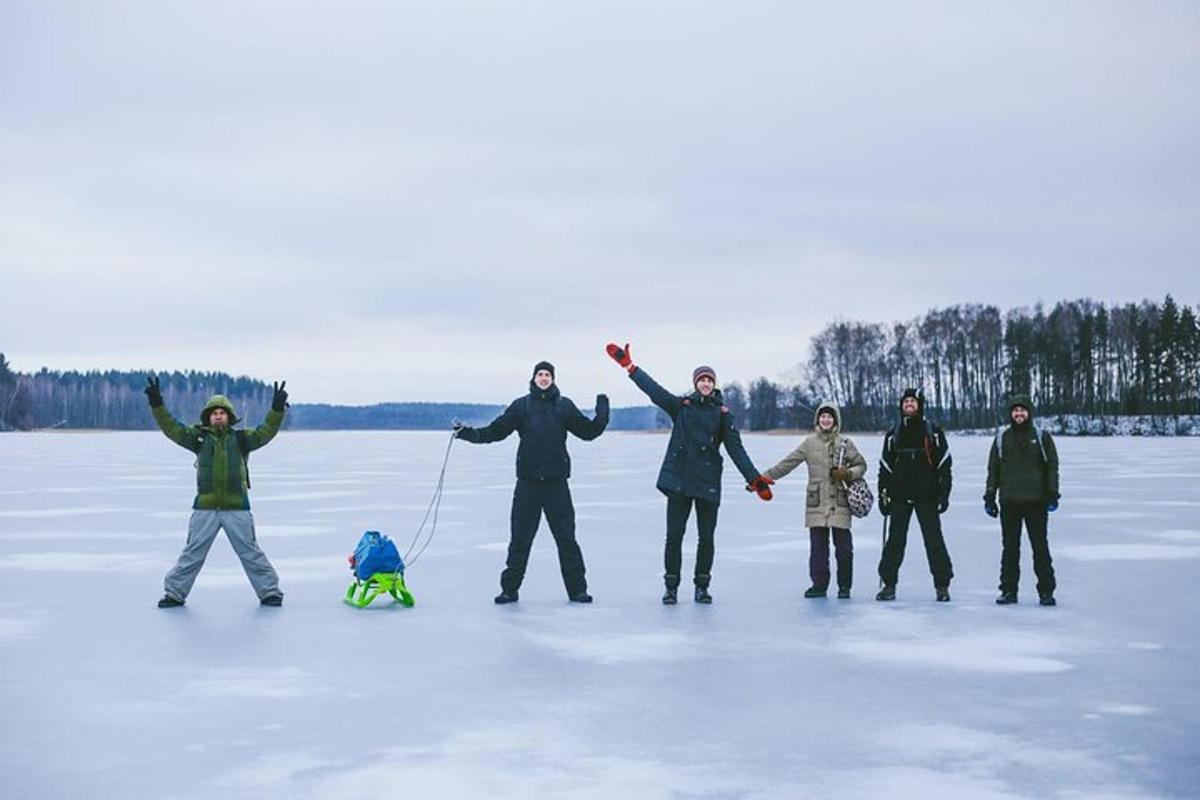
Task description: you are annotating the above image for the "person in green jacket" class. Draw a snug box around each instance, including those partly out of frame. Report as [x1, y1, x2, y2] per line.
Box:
[145, 376, 289, 608]
[984, 395, 1060, 606]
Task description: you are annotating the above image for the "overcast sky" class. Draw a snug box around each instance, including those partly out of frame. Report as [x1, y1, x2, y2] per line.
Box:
[2, 1, 1198, 405]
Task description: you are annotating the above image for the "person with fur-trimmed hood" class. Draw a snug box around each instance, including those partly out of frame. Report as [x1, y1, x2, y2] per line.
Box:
[876, 388, 954, 602]
[985, 395, 1060, 606]
[606, 343, 773, 605]
[763, 402, 867, 599]
[454, 361, 608, 605]
[145, 376, 289, 608]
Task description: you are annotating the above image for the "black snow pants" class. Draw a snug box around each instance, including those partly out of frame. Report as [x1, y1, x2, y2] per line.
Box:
[999, 500, 1056, 596]
[501, 478, 587, 596]
[877, 498, 953, 588]
[665, 492, 718, 589]
[810, 527, 853, 592]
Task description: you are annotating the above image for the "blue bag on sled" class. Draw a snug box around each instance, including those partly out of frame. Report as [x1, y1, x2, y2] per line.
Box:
[351, 531, 403, 580]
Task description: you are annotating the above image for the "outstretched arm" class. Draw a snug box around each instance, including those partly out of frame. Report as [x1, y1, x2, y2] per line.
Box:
[764, 442, 807, 482]
[565, 395, 609, 441]
[456, 401, 522, 444]
[720, 411, 762, 485]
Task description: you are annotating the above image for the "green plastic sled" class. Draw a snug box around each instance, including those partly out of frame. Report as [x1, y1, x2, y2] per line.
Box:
[345, 571, 415, 608]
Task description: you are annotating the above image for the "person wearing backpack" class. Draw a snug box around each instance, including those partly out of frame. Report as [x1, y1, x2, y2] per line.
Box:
[762, 402, 867, 599]
[984, 395, 1060, 606]
[876, 388, 954, 602]
[145, 376, 289, 608]
[605, 343, 774, 605]
[454, 361, 608, 604]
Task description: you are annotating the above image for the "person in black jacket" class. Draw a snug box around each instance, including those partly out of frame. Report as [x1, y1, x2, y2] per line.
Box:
[455, 361, 608, 604]
[606, 343, 773, 605]
[876, 388, 954, 602]
[984, 395, 1060, 606]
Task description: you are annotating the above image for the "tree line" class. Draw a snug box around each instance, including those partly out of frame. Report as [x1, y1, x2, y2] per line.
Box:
[720, 294, 1200, 432]
[4, 294, 1196, 433]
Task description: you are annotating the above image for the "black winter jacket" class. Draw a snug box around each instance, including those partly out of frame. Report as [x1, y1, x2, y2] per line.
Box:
[629, 367, 760, 504]
[878, 413, 952, 503]
[458, 383, 608, 481]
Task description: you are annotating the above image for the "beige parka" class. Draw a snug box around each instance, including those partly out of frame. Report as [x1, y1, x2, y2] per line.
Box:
[764, 402, 867, 529]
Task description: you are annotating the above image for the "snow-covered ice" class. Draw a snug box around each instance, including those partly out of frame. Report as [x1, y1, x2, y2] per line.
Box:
[1, 431, 1197, 798]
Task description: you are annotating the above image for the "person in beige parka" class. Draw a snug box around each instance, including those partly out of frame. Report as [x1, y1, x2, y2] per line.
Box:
[764, 402, 868, 599]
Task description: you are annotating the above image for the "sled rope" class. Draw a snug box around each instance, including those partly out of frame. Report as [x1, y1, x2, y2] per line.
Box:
[402, 428, 457, 567]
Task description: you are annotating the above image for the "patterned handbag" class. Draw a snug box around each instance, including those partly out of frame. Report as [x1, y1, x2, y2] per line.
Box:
[838, 443, 874, 519]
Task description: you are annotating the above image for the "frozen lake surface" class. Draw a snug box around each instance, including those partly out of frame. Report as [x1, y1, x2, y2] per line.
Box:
[1, 431, 1198, 799]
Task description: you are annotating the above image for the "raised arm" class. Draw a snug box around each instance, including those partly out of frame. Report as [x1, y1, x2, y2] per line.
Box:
[242, 381, 288, 451]
[146, 376, 202, 453]
[456, 400, 522, 444]
[564, 394, 609, 441]
[606, 342, 683, 418]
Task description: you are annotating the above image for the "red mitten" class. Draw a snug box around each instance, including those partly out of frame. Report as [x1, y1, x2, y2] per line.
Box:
[749, 475, 775, 501]
[605, 342, 634, 372]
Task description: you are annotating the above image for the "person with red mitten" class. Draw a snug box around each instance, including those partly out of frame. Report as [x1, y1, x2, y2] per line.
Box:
[606, 342, 772, 605]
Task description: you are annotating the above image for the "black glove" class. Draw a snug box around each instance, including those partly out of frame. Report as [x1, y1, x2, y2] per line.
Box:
[454, 424, 474, 440]
[878, 491, 891, 517]
[271, 380, 288, 412]
[984, 498, 999, 518]
[595, 394, 610, 415]
[144, 376, 163, 408]
[937, 497, 950, 514]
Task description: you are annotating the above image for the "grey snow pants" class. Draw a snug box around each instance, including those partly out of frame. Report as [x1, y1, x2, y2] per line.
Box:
[163, 510, 282, 601]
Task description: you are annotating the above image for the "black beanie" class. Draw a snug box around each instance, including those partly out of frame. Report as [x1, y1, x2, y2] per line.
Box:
[532, 361, 556, 380]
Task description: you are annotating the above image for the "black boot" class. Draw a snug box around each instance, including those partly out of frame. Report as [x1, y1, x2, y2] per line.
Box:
[494, 591, 519, 604]
[569, 592, 593, 604]
[663, 574, 679, 605]
[875, 583, 896, 601]
[996, 592, 1018, 605]
[157, 595, 184, 608]
[1039, 593, 1056, 606]
[259, 594, 283, 607]
[804, 585, 828, 598]
[935, 586, 950, 602]
[837, 588, 851, 599]
[694, 586, 713, 604]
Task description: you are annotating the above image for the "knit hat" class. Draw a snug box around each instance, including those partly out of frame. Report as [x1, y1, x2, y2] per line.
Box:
[532, 361, 556, 380]
[692, 365, 717, 387]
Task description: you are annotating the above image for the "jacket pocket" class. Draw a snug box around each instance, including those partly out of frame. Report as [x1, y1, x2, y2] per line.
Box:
[806, 485, 821, 508]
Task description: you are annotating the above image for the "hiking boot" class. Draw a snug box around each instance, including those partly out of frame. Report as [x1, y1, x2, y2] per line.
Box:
[1039, 593, 1057, 607]
[694, 586, 713, 604]
[996, 592, 1018, 605]
[569, 592, 593, 604]
[804, 586, 828, 598]
[157, 595, 184, 608]
[494, 591, 519, 605]
[662, 587, 678, 605]
[875, 584, 896, 601]
[935, 586, 951, 602]
[837, 588, 851, 599]
[259, 594, 283, 607]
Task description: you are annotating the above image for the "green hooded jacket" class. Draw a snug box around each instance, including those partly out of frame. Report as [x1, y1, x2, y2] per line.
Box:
[984, 395, 1060, 505]
[152, 394, 285, 510]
